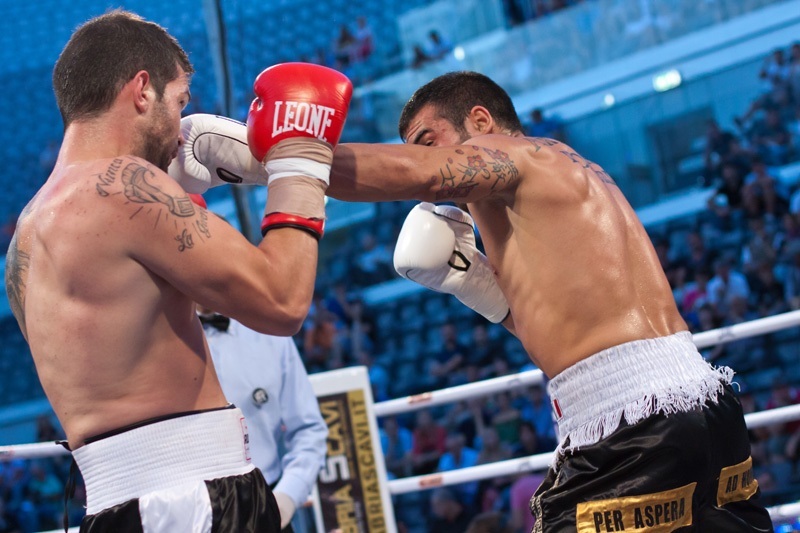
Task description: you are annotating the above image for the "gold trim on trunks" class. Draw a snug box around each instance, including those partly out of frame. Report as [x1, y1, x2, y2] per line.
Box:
[717, 456, 758, 506]
[576, 482, 696, 533]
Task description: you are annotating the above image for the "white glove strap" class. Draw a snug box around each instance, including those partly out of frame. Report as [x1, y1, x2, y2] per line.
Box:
[457, 252, 510, 324]
[266, 157, 331, 186]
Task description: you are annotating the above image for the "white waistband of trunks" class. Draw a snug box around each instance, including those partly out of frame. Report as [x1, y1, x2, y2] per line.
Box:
[73, 405, 255, 516]
[547, 331, 734, 456]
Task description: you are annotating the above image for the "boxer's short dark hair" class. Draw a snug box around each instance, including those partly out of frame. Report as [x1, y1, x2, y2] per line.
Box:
[53, 9, 194, 126]
[398, 71, 523, 141]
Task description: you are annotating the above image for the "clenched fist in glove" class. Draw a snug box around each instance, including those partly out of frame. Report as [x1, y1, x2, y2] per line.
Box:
[394, 203, 510, 324]
[168, 114, 268, 194]
[247, 62, 352, 240]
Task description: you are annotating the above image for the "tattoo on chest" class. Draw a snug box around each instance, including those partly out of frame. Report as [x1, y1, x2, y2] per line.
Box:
[434, 145, 520, 200]
[559, 150, 616, 185]
[5, 235, 29, 333]
[95, 160, 211, 252]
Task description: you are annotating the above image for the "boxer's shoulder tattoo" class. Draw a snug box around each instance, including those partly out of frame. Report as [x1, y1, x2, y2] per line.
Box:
[559, 150, 616, 186]
[433, 145, 521, 200]
[96, 159, 211, 252]
[94, 157, 125, 197]
[119, 162, 195, 217]
[5, 233, 29, 334]
[523, 137, 560, 152]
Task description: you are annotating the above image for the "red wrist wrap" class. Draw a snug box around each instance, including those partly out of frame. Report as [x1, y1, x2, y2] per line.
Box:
[261, 213, 324, 240]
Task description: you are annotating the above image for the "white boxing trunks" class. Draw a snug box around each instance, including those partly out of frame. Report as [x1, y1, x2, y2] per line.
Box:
[72, 404, 281, 533]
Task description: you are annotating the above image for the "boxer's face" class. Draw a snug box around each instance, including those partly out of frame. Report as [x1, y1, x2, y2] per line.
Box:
[139, 68, 191, 171]
[404, 103, 477, 147]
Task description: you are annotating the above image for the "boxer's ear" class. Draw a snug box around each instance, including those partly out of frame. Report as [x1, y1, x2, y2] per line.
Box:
[466, 105, 493, 135]
[130, 70, 153, 113]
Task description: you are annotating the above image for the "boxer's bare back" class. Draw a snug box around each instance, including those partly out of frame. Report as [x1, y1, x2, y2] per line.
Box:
[329, 104, 686, 376]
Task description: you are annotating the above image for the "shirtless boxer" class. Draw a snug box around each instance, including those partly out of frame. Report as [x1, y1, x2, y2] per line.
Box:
[323, 72, 773, 531]
[3, 12, 350, 532]
[166, 70, 772, 530]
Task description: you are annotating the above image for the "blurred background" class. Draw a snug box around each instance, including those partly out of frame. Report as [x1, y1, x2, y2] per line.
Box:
[1, 0, 800, 531]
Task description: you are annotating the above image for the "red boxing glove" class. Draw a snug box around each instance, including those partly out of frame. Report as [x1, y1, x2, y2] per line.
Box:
[247, 62, 352, 171]
[246, 63, 352, 240]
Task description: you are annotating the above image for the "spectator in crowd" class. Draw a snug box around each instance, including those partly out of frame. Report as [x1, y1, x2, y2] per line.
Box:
[742, 156, 786, 220]
[26, 462, 61, 531]
[353, 17, 374, 63]
[748, 261, 786, 317]
[34, 416, 62, 443]
[783, 244, 800, 309]
[411, 410, 447, 475]
[519, 385, 558, 450]
[352, 229, 394, 287]
[0, 495, 21, 533]
[707, 160, 748, 231]
[380, 417, 413, 478]
[509, 471, 546, 533]
[425, 30, 453, 61]
[490, 392, 522, 446]
[302, 302, 342, 373]
[750, 107, 791, 166]
[473, 426, 513, 512]
[764, 377, 800, 464]
[681, 266, 712, 315]
[468, 322, 502, 372]
[788, 42, 800, 103]
[512, 421, 552, 457]
[438, 433, 480, 504]
[682, 230, 715, 281]
[524, 108, 565, 141]
[411, 44, 432, 69]
[430, 322, 467, 388]
[428, 488, 475, 533]
[333, 24, 357, 65]
[466, 512, 513, 533]
[703, 119, 738, 184]
[742, 217, 778, 274]
[707, 255, 751, 314]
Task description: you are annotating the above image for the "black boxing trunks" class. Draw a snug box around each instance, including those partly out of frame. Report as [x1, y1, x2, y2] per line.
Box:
[73, 405, 281, 532]
[531, 332, 773, 532]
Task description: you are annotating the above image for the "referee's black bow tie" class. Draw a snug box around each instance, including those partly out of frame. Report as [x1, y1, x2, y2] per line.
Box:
[199, 313, 230, 332]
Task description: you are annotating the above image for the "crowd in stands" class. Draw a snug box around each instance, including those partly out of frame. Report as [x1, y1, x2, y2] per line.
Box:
[2, 24, 800, 533]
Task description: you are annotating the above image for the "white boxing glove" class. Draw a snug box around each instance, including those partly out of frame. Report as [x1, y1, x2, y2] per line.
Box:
[168, 114, 269, 194]
[273, 491, 296, 529]
[394, 202, 510, 323]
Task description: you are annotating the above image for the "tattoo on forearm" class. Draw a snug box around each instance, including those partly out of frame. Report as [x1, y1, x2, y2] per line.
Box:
[5, 234, 29, 333]
[120, 163, 195, 217]
[434, 146, 520, 200]
[559, 150, 616, 185]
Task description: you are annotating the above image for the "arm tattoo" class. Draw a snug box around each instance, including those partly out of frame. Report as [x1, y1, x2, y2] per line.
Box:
[120, 162, 195, 216]
[5, 234, 29, 333]
[434, 146, 520, 200]
[96, 160, 211, 252]
[559, 150, 617, 185]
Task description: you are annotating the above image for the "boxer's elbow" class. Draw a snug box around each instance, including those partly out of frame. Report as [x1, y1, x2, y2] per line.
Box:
[248, 295, 309, 336]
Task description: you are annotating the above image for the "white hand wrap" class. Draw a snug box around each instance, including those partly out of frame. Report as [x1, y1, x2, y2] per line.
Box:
[394, 202, 510, 324]
[168, 114, 268, 193]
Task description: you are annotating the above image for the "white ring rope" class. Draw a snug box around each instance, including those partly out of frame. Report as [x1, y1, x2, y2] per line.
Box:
[3, 309, 800, 530]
